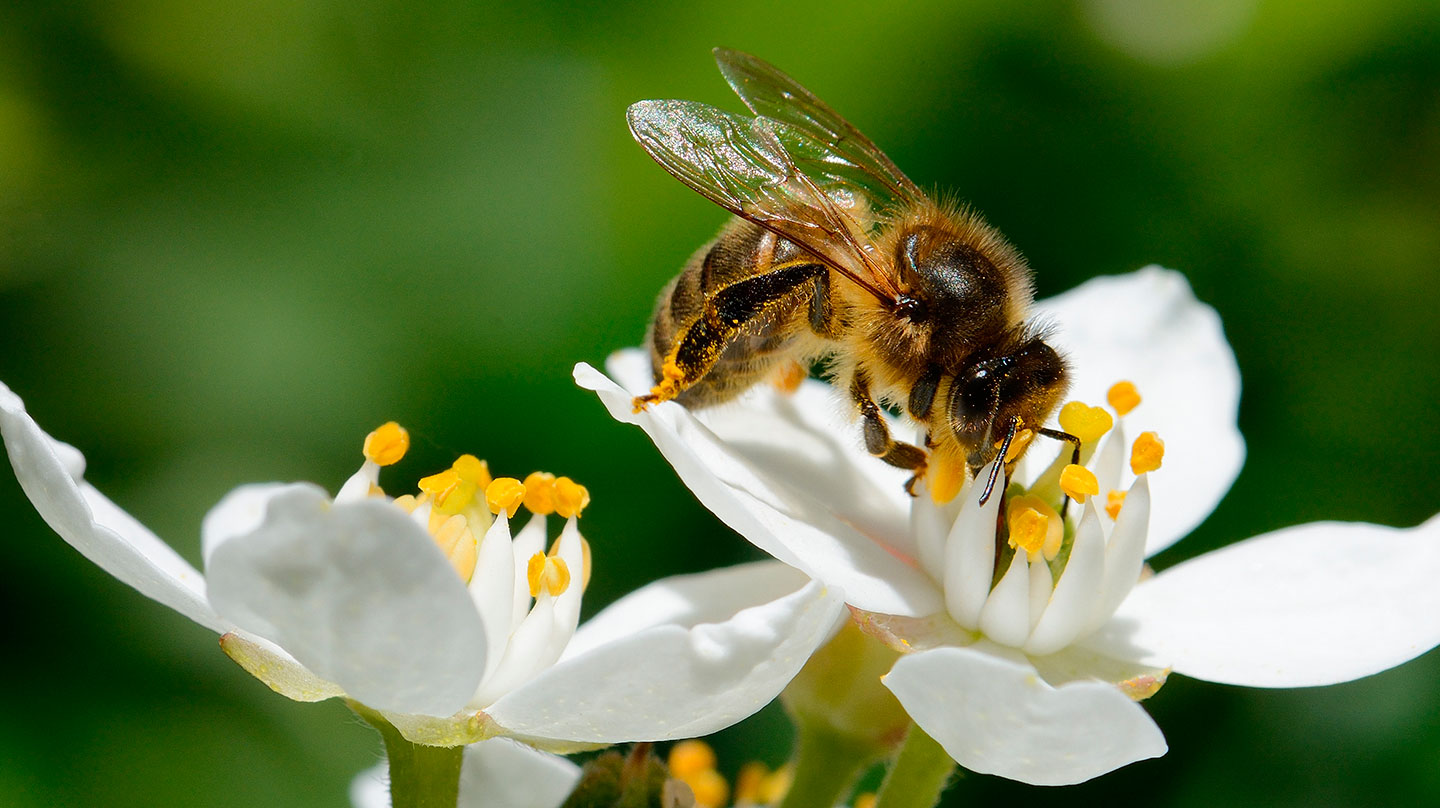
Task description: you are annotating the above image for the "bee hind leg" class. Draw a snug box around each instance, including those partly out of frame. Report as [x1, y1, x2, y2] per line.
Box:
[851, 372, 928, 494]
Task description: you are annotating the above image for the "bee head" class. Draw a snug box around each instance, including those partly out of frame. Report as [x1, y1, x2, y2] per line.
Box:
[947, 335, 1069, 469]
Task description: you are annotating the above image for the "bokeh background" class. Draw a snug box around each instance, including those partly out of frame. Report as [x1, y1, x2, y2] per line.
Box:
[2, 0, 1438, 805]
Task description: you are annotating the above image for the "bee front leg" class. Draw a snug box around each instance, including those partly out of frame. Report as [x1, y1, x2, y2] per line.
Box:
[634, 263, 827, 411]
[851, 371, 928, 494]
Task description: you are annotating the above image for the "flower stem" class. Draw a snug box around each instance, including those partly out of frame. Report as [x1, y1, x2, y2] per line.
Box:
[352, 701, 463, 808]
[873, 725, 957, 808]
[779, 721, 876, 808]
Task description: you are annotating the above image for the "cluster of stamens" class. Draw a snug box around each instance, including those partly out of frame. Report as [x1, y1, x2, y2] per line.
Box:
[666, 740, 794, 808]
[357, 422, 591, 591]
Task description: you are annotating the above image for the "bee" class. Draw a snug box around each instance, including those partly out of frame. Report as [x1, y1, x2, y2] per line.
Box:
[630, 49, 1078, 502]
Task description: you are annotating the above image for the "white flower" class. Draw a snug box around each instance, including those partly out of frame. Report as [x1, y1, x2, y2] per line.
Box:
[0, 391, 846, 751]
[350, 738, 580, 808]
[577, 266, 1440, 785]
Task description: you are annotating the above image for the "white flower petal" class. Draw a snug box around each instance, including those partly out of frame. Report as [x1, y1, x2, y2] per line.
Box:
[472, 513, 518, 683]
[1087, 475, 1151, 633]
[1086, 514, 1440, 687]
[576, 360, 940, 617]
[977, 551, 1031, 648]
[1025, 503, 1106, 656]
[1035, 267, 1244, 555]
[510, 515, 547, 633]
[485, 576, 846, 743]
[349, 738, 581, 808]
[884, 644, 1167, 785]
[202, 483, 291, 562]
[944, 464, 1002, 628]
[563, 560, 811, 660]
[205, 484, 488, 716]
[0, 382, 226, 633]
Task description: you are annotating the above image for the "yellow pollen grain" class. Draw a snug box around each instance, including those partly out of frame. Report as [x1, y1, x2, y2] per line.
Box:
[431, 514, 477, 583]
[682, 769, 729, 808]
[759, 763, 794, 805]
[363, 422, 409, 466]
[1058, 401, 1114, 444]
[1059, 464, 1099, 502]
[668, 740, 717, 778]
[1007, 494, 1063, 561]
[527, 552, 571, 597]
[419, 468, 476, 515]
[998, 428, 1034, 463]
[1131, 431, 1165, 475]
[1106, 489, 1127, 520]
[554, 477, 591, 518]
[452, 454, 491, 488]
[522, 471, 557, 515]
[854, 794, 878, 808]
[928, 450, 966, 505]
[486, 477, 526, 517]
[1108, 381, 1142, 416]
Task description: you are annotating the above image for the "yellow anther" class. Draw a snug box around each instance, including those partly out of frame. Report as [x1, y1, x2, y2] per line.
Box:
[1130, 431, 1165, 475]
[431, 513, 477, 582]
[527, 552, 571, 597]
[452, 454, 491, 488]
[928, 449, 966, 505]
[668, 740, 717, 778]
[486, 477, 527, 517]
[554, 477, 591, 518]
[733, 761, 767, 805]
[999, 428, 1034, 463]
[419, 468, 477, 515]
[580, 536, 592, 591]
[1007, 494, 1063, 561]
[392, 494, 420, 513]
[682, 769, 729, 808]
[363, 422, 410, 466]
[522, 471, 557, 515]
[1108, 381, 1142, 416]
[758, 763, 793, 805]
[1058, 401, 1114, 444]
[1059, 464, 1099, 503]
[854, 794, 877, 808]
[1106, 489, 1127, 520]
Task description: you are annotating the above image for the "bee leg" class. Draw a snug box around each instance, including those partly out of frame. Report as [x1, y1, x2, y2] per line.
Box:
[851, 372, 928, 493]
[634, 263, 828, 411]
[1036, 427, 1082, 517]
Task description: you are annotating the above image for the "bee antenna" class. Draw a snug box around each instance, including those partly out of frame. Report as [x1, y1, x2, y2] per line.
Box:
[979, 416, 1018, 505]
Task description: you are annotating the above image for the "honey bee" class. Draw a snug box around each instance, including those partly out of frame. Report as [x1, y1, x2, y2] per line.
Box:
[630, 49, 1078, 502]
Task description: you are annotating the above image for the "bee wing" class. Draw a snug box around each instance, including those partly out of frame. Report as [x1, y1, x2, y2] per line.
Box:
[628, 99, 902, 303]
[714, 48, 930, 216]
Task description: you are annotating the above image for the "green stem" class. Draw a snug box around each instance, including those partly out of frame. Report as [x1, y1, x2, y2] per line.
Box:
[873, 724, 957, 808]
[352, 701, 463, 808]
[779, 721, 876, 808]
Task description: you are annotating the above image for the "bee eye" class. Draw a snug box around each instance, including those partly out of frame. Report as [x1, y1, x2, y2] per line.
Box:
[955, 365, 999, 418]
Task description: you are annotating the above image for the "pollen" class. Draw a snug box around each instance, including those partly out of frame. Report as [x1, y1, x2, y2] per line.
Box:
[854, 794, 878, 808]
[363, 422, 410, 466]
[1000, 428, 1034, 463]
[554, 476, 591, 518]
[522, 472, 557, 515]
[668, 740, 717, 778]
[527, 552, 571, 597]
[1059, 464, 1099, 502]
[1106, 489, 1127, 520]
[1130, 431, 1165, 475]
[1108, 381, 1142, 416]
[1058, 401, 1113, 444]
[928, 450, 966, 505]
[452, 454, 491, 488]
[418, 468, 477, 515]
[1007, 494, 1063, 561]
[771, 359, 807, 394]
[486, 477, 527, 518]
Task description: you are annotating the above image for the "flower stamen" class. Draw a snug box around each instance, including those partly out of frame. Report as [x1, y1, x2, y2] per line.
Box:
[363, 422, 410, 466]
[486, 477, 527, 517]
[1130, 432, 1165, 475]
[418, 468, 475, 515]
[522, 471, 557, 515]
[1059, 464, 1099, 502]
[1107, 381, 1142, 415]
[1006, 494, 1063, 561]
[1000, 428, 1034, 463]
[527, 552, 571, 597]
[1106, 489, 1127, 519]
[1058, 402, 1113, 444]
[554, 476, 591, 518]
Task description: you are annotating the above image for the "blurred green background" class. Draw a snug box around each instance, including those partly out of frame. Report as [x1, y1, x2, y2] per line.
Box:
[2, 0, 1438, 805]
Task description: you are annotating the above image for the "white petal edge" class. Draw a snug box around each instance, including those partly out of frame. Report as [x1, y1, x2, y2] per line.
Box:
[205, 484, 488, 716]
[1085, 513, 1440, 687]
[485, 573, 846, 743]
[884, 644, 1167, 786]
[1034, 267, 1244, 556]
[576, 360, 941, 617]
[0, 382, 227, 633]
[349, 737, 581, 808]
